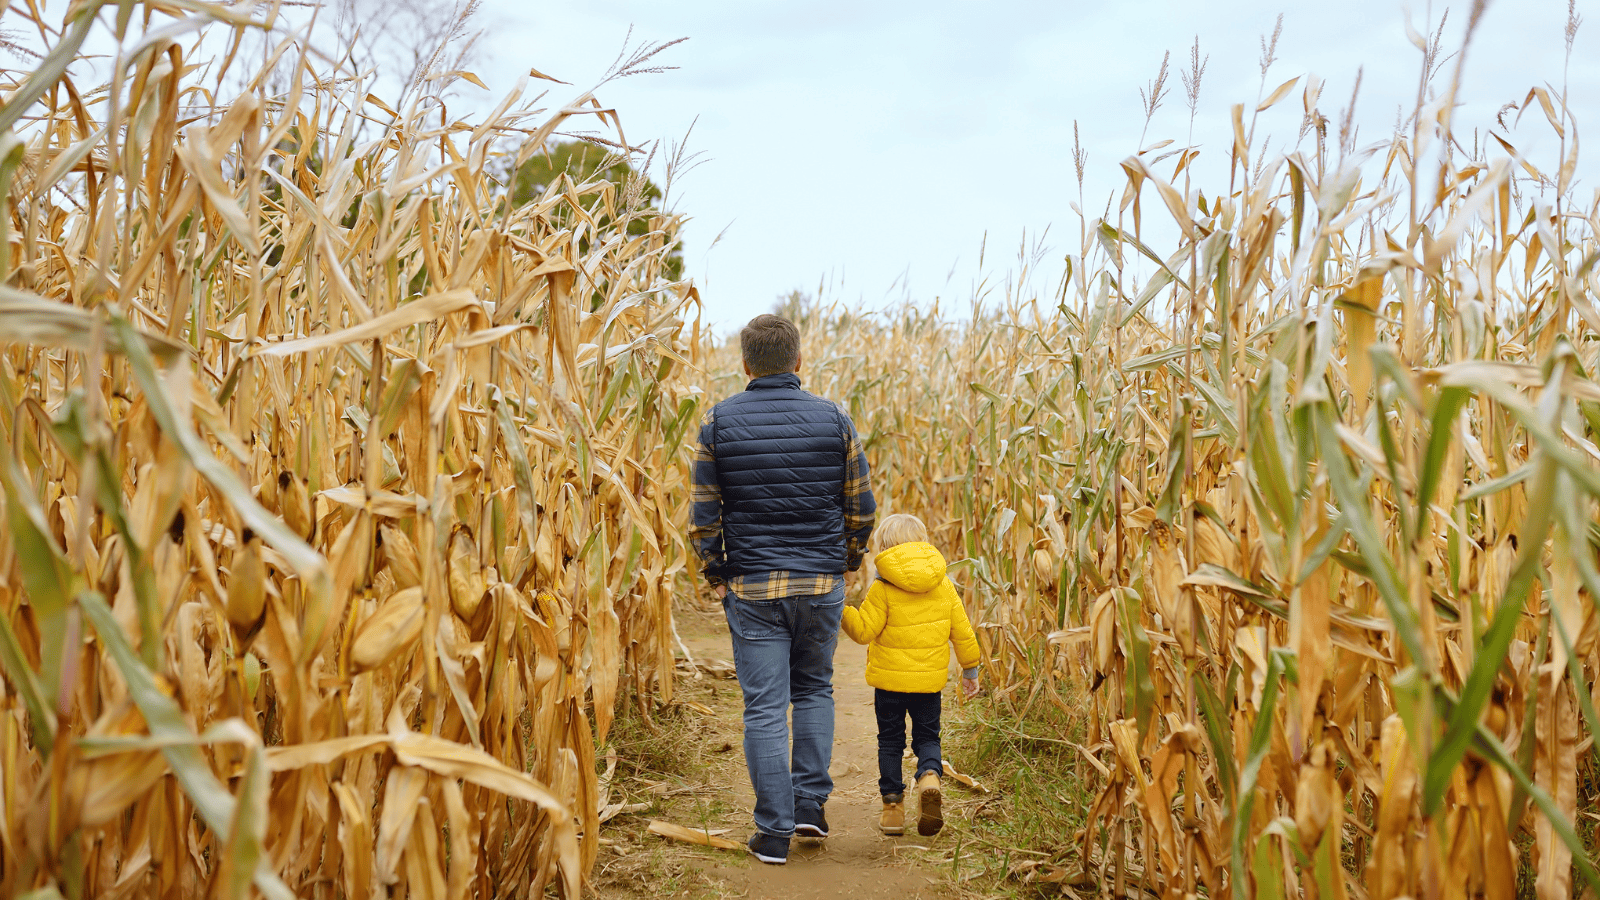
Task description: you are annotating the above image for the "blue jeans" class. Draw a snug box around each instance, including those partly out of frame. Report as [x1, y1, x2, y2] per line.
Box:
[722, 584, 845, 838]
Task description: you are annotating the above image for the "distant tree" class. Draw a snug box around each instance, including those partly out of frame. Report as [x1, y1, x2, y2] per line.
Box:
[772, 289, 817, 322]
[512, 140, 684, 283]
[771, 290, 862, 333]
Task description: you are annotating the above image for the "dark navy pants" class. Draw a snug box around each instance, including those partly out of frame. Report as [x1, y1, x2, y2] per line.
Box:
[874, 688, 942, 796]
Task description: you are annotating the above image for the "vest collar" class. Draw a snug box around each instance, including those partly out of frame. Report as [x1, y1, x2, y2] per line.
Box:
[745, 372, 802, 391]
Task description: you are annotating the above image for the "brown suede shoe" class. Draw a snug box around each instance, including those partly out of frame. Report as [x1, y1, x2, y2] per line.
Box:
[915, 771, 943, 836]
[879, 793, 905, 835]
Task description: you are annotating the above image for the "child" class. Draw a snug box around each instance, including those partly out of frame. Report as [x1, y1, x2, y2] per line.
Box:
[840, 513, 980, 837]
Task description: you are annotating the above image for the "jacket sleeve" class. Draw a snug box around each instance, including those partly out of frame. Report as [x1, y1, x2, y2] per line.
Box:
[839, 413, 876, 571]
[947, 581, 981, 673]
[688, 410, 725, 585]
[841, 581, 888, 645]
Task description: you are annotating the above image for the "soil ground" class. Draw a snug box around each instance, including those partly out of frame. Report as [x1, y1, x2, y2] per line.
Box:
[591, 604, 976, 899]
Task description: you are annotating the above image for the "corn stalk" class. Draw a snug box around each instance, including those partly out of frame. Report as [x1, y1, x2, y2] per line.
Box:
[0, 2, 698, 896]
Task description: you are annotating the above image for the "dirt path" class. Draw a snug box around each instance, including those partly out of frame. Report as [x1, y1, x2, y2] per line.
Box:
[661, 608, 959, 900]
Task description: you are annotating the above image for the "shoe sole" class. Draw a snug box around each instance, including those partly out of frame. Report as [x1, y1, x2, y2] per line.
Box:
[748, 848, 788, 865]
[794, 825, 828, 840]
[880, 825, 904, 835]
[917, 787, 943, 836]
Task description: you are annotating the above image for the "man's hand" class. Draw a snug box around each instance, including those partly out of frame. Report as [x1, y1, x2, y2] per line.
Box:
[713, 584, 728, 600]
[846, 568, 867, 594]
[961, 676, 980, 699]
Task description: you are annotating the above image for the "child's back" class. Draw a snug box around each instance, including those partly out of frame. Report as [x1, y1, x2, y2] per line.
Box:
[839, 515, 981, 837]
[841, 541, 979, 694]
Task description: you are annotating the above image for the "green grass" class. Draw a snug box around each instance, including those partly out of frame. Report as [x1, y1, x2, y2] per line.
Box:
[940, 680, 1094, 898]
[589, 671, 750, 899]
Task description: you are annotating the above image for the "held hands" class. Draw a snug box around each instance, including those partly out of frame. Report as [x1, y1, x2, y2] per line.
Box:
[713, 584, 728, 600]
[844, 570, 863, 607]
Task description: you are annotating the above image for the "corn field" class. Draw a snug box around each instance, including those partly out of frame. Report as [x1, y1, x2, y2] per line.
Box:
[0, 1, 699, 896]
[712, 18, 1600, 900]
[6, 1, 1600, 899]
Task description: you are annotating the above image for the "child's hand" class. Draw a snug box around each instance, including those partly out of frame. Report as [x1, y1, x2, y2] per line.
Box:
[961, 676, 980, 699]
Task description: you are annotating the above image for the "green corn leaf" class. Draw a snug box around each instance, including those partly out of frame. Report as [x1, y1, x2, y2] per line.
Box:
[219, 746, 271, 900]
[0, 454, 73, 719]
[1186, 372, 1240, 445]
[1440, 365, 1600, 496]
[1460, 463, 1533, 502]
[593, 359, 634, 428]
[1471, 716, 1600, 894]
[1194, 674, 1236, 804]
[1232, 648, 1291, 900]
[78, 591, 292, 900]
[1249, 362, 1297, 533]
[1154, 406, 1190, 523]
[1367, 344, 1423, 411]
[1098, 221, 1196, 293]
[491, 387, 540, 583]
[1414, 387, 1471, 543]
[1259, 816, 1315, 870]
[373, 357, 423, 439]
[1295, 514, 1349, 584]
[1315, 400, 1429, 668]
[0, 606, 54, 756]
[1552, 476, 1600, 768]
[1552, 601, 1600, 771]
[1121, 268, 1174, 326]
[1251, 832, 1287, 900]
[661, 397, 699, 452]
[1422, 450, 1553, 815]
[1114, 587, 1156, 741]
[1370, 386, 1413, 540]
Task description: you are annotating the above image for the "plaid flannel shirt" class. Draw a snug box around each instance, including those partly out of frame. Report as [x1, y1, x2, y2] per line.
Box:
[690, 405, 875, 600]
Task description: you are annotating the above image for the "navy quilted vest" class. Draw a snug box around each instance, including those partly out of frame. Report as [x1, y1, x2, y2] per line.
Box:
[713, 373, 848, 576]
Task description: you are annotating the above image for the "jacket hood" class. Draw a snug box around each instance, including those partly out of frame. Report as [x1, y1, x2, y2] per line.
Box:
[874, 542, 947, 593]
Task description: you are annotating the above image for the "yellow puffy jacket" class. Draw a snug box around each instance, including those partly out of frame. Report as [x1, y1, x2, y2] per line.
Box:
[840, 542, 981, 693]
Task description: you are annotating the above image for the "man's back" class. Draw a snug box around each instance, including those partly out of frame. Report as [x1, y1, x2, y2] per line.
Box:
[710, 372, 852, 577]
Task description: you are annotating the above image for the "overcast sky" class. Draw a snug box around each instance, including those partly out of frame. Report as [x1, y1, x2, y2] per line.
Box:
[69, 1, 1597, 331]
[447, 1, 1598, 331]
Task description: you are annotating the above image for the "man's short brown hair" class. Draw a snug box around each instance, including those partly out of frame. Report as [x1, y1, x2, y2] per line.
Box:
[740, 314, 801, 376]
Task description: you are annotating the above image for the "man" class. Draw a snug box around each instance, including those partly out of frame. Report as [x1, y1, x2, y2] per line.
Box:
[690, 314, 876, 865]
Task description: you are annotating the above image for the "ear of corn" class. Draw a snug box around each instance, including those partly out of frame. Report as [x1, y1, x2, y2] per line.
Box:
[0, 1, 697, 895]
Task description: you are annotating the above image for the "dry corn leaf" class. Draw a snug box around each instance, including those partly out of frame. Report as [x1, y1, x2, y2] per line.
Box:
[645, 820, 741, 851]
[941, 759, 988, 793]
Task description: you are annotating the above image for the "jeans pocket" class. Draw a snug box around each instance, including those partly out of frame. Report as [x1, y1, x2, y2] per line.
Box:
[727, 595, 786, 640]
[807, 597, 845, 643]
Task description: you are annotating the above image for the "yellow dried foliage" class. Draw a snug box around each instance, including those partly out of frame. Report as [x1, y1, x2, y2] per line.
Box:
[706, 52, 1600, 900]
[0, 2, 698, 896]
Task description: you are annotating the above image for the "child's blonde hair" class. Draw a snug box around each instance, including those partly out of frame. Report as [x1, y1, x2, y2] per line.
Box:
[872, 513, 929, 553]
